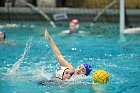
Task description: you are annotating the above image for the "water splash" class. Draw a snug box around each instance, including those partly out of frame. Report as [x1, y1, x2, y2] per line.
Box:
[8, 37, 32, 74]
[33, 70, 52, 81]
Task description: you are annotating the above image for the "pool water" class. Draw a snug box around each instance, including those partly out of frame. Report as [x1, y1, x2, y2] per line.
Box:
[0, 21, 140, 93]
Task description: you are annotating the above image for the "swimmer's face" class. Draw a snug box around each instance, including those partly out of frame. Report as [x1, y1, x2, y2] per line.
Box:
[0, 32, 4, 40]
[69, 24, 77, 31]
[75, 64, 86, 75]
[63, 69, 71, 80]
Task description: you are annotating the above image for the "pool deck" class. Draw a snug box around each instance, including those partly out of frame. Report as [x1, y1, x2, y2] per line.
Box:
[0, 7, 140, 23]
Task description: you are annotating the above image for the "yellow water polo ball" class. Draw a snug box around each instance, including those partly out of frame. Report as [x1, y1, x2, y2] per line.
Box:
[92, 70, 109, 84]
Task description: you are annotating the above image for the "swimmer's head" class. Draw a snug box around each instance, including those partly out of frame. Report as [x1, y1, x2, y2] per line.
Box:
[83, 63, 92, 76]
[0, 30, 6, 40]
[69, 19, 79, 31]
[56, 66, 71, 80]
[75, 64, 92, 76]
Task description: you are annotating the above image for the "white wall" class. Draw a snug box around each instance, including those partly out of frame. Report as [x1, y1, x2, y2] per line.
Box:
[37, 0, 56, 7]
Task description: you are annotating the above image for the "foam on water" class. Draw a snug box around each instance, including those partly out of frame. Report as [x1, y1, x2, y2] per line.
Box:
[8, 38, 32, 74]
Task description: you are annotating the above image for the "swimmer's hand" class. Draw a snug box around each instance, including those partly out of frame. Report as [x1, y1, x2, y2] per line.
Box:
[45, 30, 51, 41]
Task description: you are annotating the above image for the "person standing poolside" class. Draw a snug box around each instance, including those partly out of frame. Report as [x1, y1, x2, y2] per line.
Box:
[45, 30, 92, 81]
[62, 19, 85, 35]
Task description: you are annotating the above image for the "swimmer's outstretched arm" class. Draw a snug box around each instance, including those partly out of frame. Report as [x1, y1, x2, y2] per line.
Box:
[45, 30, 75, 73]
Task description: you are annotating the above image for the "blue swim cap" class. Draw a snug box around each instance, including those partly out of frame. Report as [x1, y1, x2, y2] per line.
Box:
[83, 63, 92, 76]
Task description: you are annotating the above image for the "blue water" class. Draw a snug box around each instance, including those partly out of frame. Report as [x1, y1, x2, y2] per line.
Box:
[0, 21, 140, 93]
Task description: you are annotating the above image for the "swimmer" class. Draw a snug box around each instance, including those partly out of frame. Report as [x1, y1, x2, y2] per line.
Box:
[56, 66, 71, 81]
[0, 30, 6, 41]
[0, 30, 16, 45]
[37, 66, 71, 86]
[62, 19, 85, 34]
[45, 30, 92, 81]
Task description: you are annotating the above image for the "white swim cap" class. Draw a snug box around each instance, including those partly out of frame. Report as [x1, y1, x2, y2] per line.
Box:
[56, 66, 70, 80]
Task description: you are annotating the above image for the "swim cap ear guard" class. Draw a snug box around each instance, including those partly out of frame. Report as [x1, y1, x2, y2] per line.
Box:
[56, 66, 70, 80]
[83, 63, 92, 76]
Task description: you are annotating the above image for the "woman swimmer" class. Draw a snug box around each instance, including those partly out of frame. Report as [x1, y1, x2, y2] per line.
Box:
[62, 19, 80, 34]
[61, 19, 86, 35]
[0, 30, 15, 45]
[45, 30, 92, 81]
[0, 30, 6, 41]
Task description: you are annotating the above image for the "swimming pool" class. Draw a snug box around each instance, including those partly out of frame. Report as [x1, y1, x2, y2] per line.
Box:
[0, 21, 140, 93]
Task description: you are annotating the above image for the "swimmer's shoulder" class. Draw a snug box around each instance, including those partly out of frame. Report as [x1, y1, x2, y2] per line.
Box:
[61, 30, 70, 34]
[0, 40, 16, 45]
[61, 30, 89, 35]
[79, 30, 85, 34]
[78, 30, 90, 34]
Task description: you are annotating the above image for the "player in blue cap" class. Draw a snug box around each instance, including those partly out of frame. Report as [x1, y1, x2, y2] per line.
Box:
[45, 30, 92, 80]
